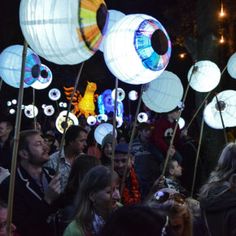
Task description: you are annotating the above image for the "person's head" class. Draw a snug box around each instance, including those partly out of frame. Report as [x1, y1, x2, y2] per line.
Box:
[0, 201, 16, 236]
[114, 143, 131, 177]
[101, 133, 114, 159]
[146, 188, 192, 236]
[166, 160, 182, 178]
[65, 125, 88, 154]
[100, 205, 169, 236]
[0, 121, 13, 141]
[18, 129, 49, 166]
[75, 166, 120, 232]
[137, 122, 152, 142]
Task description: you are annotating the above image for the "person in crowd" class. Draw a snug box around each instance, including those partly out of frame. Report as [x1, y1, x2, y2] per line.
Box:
[45, 125, 88, 191]
[0, 119, 13, 170]
[43, 133, 59, 155]
[114, 143, 141, 205]
[86, 128, 101, 160]
[146, 188, 193, 236]
[63, 165, 120, 236]
[131, 122, 163, 200]
[151, 104, 187, 164]
[99, 205, 170, 236]
[199, 142, 236, 236]
[0, 129, 61, 236]
[100, 133, 114, 167]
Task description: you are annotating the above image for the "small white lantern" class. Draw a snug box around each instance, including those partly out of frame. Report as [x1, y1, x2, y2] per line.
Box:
[11, 99, 17, 105]
[111, 88, 125, 102]
[24, 104, 38, 118]
[9, 109, 16, 114]
[103, 14, 171, 84]
[49, 88, 61, 101]
[44, 105, 55, 116]
[97, 114, 108, 123]
[20, 0, 108, 65]
[128, 90, 138, 101]
[0, 45, 41, 88]
[204, 90, 236, 129]
[137, 112, 148, 123]
[187, 60, 221, 92]
[87, 115, 97, 126]
[227, 52, 236, 79]
[142, 70, 183, 113]
[99, 9, 126, 52]
[178, 117, 185, 129]
[94, 123, 116, 145]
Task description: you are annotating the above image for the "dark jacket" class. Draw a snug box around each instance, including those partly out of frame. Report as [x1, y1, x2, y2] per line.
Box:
[0, 165, 58, 236]
[200, 184, 236, 236]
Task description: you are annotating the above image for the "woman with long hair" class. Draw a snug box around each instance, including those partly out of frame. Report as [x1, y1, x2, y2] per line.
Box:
[63, 165, 120, 236]
[199, 142, 236, 236]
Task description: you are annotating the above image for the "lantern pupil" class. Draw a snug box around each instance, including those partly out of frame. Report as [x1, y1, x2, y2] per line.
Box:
[31, 64, 40, 78]
[41, 69, 48, 78]
[61, 121, 68, 129]
[97, 4, 108, 35]
[215, 100, 226, 111]
[151, 29, 168, 55]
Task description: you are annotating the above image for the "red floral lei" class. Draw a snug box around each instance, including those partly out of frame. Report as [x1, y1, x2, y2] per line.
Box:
[122, 167, 141, 205]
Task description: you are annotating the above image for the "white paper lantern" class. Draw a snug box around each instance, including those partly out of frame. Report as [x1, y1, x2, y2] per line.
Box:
[7, 101, 12, 107]
[94, 123, 116, 145]
[111, 88, 125, 102]
[137, 112, 148, 123]
[116, 116, 123, 128]
[227, 52, 236, 79]
[9, 109, 16, 115]
[87, 115, 97, 126]
[24, 105, 38, 118]
[0, 45, 41, 88]
[97, 114, 108, 123]
[142, 70, 184, 113]
[11, 99, 17, 105]
[55, 110, 79, 134]
[44, 105, 55, 116]
[48, 88, 61, 101]
[178, 117, 185, 129]
[103, 14, 171, 85]
[20, 0, 108, 65]
[204, 90, 236, 129]
[128, 90, 138, 101]
[31, 64, 52, 90]
[187, 60, 221, 92]
[99, 9, 126, 52]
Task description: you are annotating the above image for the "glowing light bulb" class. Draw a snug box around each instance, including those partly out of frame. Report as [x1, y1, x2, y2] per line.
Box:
[219, 35, 225, 44]
[219, 3, 225, 18]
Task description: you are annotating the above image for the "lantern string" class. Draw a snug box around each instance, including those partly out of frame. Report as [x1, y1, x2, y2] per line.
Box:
[120, 85, 144, 196]
[56, 62, 85, 173]
[7, 40, 28, 235]
[110, 77, 118, 212]
[190, 101, 206, 197]
[161, 63, 197, 176]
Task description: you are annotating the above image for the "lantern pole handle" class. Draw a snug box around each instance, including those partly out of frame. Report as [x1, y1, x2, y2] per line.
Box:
[7, 41, 28, 235]
[56, 62, 85, 173]
[32, 87, 37, 130]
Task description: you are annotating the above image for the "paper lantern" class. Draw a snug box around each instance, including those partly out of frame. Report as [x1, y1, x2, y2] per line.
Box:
[55, 110, 79, 134]
[7, 101, 12, 107]
[24, 105, 38, 118]
[94, 123, 116, 145]
[142, 70, 183, 113]
[97, 114, 108, 123]
[20, 0, 108, 65]
[9, 109, 16, 115]
[116, 116, 123, 128]
[31, 64, 52, 90]
[99, 9, 126, 52]
[49, 88, 61, 101]
[187, 60, 221, 92]
[111, 88, 125, 102]
[12, 99, 17, 105]
[178, 117, 185, 129]
[128, 90, 138, 101]
[204, 90, 236, 129]
[0, 45, 41, 88]
[137, 112, 148, 123]
[227, 52, 236, 79]
[87, 115, 97, 126]
[44, 105, 55, 116]
[104, 14, 171, 85]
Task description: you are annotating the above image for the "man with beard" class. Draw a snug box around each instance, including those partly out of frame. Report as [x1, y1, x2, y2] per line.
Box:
[0, 130, 61, 236]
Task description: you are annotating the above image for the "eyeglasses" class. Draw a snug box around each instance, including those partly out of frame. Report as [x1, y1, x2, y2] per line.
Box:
[153, 191, 185, 205]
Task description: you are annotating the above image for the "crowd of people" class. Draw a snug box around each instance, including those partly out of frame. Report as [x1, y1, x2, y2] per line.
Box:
[0, 106, 235, 236]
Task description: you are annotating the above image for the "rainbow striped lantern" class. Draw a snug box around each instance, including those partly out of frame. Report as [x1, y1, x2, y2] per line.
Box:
[0, 45, 41, 88]
[142, 71, 183, 113]
[19, 0, 108, 65]
[103, 14, 171, 85]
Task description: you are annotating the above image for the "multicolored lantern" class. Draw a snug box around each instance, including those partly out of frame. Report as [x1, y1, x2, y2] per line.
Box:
[103, 14, 171, 84]
[0, 45, 41, 88]
[20, 0, 108, 65]
[227, 52, 236, 79]
[187, 60, 221, 92]
[142, 71, 183, 113]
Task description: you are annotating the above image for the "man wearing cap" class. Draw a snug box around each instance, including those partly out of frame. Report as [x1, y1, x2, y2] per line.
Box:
[114, 143, 141, 205]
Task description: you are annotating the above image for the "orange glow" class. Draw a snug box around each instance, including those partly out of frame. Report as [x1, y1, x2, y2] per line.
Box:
[219, 35, 225, 44]
[179, 53, 186, 59]
[219, 3, 226, 18]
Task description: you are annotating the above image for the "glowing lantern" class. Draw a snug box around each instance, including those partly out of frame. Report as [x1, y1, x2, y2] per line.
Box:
[19, 0, 108, 65]
[227, 52, 236, 79]
[103, 14, 171, 85]
[87, 116, 97, 126]
[9, 109, 16, 115]
[31, 64, 52, 90]
[44, 105, 55, 116]
[137, 112, 148, 123]
[204, 90, 236, 129]
[49, 88, 61, 101]
[99, 9, 126, 52]
[97, 114, 108, 123]
[0, 45, 41, 88]
[94, 123, 116, 145]
[187, 60, 221, 92]
[142, 71, 183, 113]
[55, 110, 79, 134]
[128, 90, 138, 101]
[178, 117, 185, 129]
[24, 105, 38, 118]
[111, 88, 125, 102]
